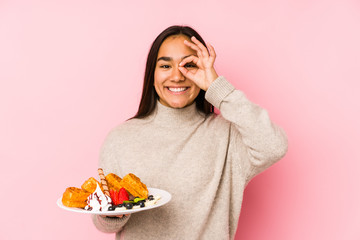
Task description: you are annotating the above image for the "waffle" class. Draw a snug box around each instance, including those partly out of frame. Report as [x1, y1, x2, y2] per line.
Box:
[62, 187, 90, 208]
[81, 177, 103, 193]
[105, 173, 122, 192]
[120, 173, 148, 199]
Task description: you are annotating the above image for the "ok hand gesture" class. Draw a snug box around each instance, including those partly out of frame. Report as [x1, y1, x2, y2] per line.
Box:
[179, 36, 219, 91]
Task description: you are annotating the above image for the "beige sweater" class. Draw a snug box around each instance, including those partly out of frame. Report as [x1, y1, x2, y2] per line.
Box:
[92, 76, 288, 240]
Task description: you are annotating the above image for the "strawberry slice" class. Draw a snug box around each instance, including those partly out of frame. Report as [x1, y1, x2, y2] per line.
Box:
[117, 187, 129, 204]
[109, 188, 129, 205]
[110, 189, 118, 205]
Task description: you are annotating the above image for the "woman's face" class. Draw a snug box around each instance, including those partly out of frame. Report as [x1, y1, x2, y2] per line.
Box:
[154, 35, 200, 108]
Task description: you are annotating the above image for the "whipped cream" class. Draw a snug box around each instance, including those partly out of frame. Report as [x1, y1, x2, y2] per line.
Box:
[144, 195, 161, 207]
[85, 183, 112, 211]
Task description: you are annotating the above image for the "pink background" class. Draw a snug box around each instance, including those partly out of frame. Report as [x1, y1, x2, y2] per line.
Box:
[1, 0, 359, 239]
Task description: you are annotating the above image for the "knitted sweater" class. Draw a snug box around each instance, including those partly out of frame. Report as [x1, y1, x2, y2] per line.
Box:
[92, 76, 288, 240]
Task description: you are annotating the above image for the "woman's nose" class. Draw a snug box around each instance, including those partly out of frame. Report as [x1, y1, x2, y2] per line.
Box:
[171, 66, 185, 82]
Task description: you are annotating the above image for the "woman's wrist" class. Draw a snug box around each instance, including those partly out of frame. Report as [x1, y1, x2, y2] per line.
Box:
[204, 70, 219, 91]
[205, 76, 235, 109]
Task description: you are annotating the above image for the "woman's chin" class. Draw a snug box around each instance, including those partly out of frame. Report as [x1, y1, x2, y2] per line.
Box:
[168, 102, 187, 109]
[160, 100, 192, 109]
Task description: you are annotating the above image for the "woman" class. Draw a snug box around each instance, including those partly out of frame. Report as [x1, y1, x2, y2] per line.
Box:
[92, 25, 288, 240]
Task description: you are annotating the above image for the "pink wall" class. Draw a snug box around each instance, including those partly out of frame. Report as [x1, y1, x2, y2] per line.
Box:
[1, 0, 359, 239]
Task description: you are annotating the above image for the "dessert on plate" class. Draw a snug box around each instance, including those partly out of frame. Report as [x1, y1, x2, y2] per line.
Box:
[61, 169, 160, 212]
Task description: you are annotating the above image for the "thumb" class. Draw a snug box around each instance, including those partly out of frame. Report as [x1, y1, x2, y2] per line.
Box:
[179, 66, 196, 82]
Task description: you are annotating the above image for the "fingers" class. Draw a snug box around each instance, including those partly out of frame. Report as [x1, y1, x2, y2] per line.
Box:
[184, 37, 208, 58]
[190, 36, 209, 56]
[184, 40, 202, 58]
[178, 65, 196, 81]
[178, 55, 199, 81]
[206, 42, 216, 64]
[184, 37, 216, 65]
[179, 55, 199, 67]
[101, 214, 130, 218]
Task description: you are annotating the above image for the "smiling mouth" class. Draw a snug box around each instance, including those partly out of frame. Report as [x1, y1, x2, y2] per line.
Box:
[166, 87, 189, 93]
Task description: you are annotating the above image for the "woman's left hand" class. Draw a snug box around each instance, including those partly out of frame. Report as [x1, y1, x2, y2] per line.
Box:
[179, 36, 219, 91]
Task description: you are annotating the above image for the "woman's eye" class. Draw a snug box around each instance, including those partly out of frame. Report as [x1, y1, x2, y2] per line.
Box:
[185, 64, 196, 68]
[160, 65, 170, 69]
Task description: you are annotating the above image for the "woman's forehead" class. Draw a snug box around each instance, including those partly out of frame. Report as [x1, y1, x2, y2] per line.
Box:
[158, 35, 196, 59]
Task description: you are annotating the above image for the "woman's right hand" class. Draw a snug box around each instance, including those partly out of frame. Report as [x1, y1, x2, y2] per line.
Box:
[101, 214, 130, 219]
[178, 36, 218, 91]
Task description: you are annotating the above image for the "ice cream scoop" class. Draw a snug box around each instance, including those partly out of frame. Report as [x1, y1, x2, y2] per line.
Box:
[84, 183, 112, 211]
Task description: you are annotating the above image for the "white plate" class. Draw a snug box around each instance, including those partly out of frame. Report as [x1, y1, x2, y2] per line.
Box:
[57, 188, 171, 215]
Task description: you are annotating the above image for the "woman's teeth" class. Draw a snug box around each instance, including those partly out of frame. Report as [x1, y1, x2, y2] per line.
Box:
[168, 87, 187, 92]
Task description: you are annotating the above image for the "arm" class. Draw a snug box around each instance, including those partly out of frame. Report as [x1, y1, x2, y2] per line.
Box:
[92, 128, 131, 233]
[179, 36, 287, 182]
[206, 76, 288, 181]
[91, 215, 130, 233]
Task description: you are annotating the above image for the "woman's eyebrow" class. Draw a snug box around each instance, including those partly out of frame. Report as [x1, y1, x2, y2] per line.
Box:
[157, 54, 195, 62]
[157, 56, 172, 62]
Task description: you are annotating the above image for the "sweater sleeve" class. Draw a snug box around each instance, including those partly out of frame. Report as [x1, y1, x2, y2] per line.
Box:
[92, 128, 131, 233]
[91, 214, 130, 233]
[205, 76, 288, 182]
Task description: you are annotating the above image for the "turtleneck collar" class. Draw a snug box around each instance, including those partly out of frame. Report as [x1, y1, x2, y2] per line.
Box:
[150, 101, 205, 128]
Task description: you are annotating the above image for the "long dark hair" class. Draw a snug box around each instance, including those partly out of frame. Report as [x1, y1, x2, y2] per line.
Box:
[132, 25, 214, 119]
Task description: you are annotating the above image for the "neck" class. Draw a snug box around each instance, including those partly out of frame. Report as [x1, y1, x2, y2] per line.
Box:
[150, 101, 204, 128]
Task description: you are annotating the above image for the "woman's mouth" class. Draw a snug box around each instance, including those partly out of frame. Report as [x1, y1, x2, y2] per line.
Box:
[166, 87, 189, 93]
